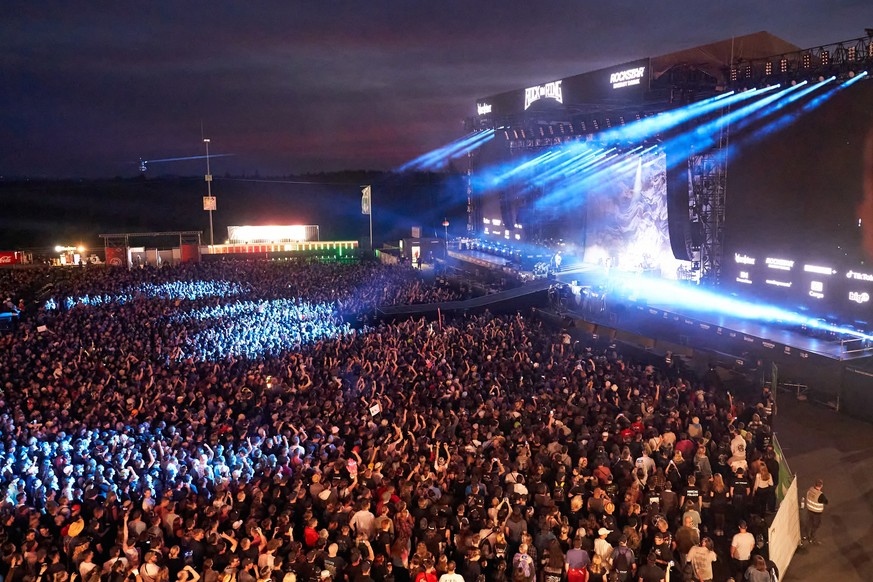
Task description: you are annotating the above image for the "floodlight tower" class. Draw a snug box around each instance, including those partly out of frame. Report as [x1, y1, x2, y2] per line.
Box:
[204, 138, 214, 248]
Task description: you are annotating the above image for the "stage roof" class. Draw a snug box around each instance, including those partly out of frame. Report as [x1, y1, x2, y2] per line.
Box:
[650, 31, 801, 85]
[475, 31, 802, 118]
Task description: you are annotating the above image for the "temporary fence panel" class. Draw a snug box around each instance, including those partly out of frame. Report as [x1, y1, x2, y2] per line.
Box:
[768, 475, 800, 578]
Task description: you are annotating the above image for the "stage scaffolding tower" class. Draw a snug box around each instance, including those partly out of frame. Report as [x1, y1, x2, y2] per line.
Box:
[689, 122, 729, 286]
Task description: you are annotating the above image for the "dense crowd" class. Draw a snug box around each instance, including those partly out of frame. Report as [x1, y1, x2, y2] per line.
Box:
[0, 260, 779, 582]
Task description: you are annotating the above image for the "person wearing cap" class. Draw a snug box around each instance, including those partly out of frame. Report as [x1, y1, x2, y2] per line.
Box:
[593, 527, 613, 565]
[730, 520, 754, 578]
[804, 478, 828, 544]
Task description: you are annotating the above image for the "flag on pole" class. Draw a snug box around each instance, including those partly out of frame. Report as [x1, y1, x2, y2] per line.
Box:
[361, 185, 371, 215]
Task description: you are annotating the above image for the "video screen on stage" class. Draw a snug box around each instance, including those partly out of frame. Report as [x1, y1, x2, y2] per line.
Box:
[724, 79, 873, 323]
[581, 152, 686, 279]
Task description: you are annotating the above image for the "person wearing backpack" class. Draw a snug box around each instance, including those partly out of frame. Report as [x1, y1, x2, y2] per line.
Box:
[609, 536, 635, 582]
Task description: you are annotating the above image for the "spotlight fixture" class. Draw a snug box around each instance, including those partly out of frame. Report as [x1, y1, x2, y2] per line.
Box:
[779, 57, 788, 73]
[820, 49, 830, 66]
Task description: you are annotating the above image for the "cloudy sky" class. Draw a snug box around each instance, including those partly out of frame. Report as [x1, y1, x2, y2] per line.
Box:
[1, 1, 870, 178]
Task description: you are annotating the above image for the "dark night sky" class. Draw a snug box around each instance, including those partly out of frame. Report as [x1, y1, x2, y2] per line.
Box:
[2, 1, 871, 179]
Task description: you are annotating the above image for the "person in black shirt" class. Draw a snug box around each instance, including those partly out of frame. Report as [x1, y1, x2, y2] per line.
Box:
[731, 468, 751, 520]
[324, 544, 347, 581]
[680, 475, 700, 513]
[637, 553, 666, 582]
[355, 561, 375, 582]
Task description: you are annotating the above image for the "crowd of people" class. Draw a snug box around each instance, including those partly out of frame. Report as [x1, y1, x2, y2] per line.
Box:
[0, 259, 780, 582]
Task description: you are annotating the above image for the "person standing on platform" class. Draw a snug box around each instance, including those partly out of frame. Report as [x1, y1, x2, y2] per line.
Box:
[804, 479, 828, 544]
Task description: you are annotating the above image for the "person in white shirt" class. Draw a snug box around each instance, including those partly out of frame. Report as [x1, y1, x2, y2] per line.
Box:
[593, 528, 613, 563]
[437, 561, 465, 582]
[730, 429, 747, 460]
[687, 538, 717, 582]
[350, 500, 376, 540]
[635, 450, 655, 477]
[730, 521, 755, 579]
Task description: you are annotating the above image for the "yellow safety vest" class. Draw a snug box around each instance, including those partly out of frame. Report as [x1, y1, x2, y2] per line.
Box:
[806, 487, 824, 513]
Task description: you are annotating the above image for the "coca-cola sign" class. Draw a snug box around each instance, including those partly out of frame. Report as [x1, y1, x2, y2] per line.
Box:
[0, 252, 20, 265]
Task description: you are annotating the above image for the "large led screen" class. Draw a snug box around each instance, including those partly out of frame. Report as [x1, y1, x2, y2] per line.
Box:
[724, 78, 873, 322]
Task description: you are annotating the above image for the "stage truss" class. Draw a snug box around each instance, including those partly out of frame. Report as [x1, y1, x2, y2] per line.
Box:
[689, 122, 728, 285]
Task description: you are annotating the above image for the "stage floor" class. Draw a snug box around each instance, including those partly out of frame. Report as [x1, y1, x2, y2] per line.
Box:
[554, 268, 871, 362]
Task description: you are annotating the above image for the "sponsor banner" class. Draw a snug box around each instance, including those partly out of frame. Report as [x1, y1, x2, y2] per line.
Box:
[0, 252, 21, 265]
[104, 246, 127, 268]
[476, 58, 650, 117]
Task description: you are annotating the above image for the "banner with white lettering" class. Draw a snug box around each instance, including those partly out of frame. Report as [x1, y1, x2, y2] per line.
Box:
[361, 185, 371, 215]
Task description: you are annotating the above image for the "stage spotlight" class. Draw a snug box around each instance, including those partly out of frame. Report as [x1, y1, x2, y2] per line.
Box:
[780, 57, 788, 73]
[820, 50, 830, 66]
[802, 52, 812, 69]
[765, 61, 773, 76]
[848, 46, 857, 61]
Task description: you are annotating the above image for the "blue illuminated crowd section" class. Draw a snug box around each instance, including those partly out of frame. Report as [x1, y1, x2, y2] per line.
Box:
[724, 78, 873, 324]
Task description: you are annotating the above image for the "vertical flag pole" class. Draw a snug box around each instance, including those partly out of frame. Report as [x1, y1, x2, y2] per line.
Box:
[361, 185, 373, 256]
